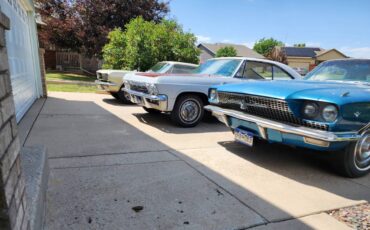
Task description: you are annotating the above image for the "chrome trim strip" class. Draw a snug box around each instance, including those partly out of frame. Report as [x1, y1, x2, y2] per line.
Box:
[258, 126, 267, 139]
[303, 137, 330, 147]
[204, 105, 361, 142]
[359, 122, 370, 134]
[95, 80, 117, 86]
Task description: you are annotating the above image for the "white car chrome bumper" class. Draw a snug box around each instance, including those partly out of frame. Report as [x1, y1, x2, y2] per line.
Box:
[95, 80, 118, 92]
[123, 88, 168, 111]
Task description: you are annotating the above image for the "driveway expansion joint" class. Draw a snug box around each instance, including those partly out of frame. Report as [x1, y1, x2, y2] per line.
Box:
[347, 178, 370, 189]
[39, 113, 116, 118]
[48, 149, 172, 159]
[51, 159, 183, 170]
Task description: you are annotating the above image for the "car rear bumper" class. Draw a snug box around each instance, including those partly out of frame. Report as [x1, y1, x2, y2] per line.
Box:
[205, 105, 361, 150]
[123, 88, 168, 111]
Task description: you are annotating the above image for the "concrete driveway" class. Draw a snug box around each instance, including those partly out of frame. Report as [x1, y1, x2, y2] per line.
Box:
[23, 92, 369, 230]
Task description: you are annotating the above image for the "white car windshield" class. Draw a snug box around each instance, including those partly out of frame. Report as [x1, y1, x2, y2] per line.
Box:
[305, 60, 370, 83]
[193, 59, 242, 77]
[147, 62, 172, 73]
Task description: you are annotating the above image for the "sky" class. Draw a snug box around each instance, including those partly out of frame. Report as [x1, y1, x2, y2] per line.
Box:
[168, 0, 370, 58]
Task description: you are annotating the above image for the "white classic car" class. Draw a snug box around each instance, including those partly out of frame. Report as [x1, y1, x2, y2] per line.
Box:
[123, 57, 301, 127]
[96, 61, 198, 103]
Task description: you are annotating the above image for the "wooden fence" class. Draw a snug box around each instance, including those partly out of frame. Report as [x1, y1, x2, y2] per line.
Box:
[44, 51, 102, 74]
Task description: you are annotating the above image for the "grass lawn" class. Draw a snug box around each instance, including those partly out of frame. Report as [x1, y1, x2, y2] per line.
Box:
[46, 72, 95, 82]
[46, 71, 97, 93]
[47, 82, 97, 93]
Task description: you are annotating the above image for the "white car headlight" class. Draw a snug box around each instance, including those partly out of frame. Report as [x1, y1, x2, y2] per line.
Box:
[322, 105, 338, 122]
[146, 83, 158, 95]
[124, 81, 130, 90]
[303, 103, 319, 118]
[209, 88, 219, 103]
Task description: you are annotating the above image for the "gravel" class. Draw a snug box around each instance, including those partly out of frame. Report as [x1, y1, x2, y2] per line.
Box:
[328, 203, 370, 230]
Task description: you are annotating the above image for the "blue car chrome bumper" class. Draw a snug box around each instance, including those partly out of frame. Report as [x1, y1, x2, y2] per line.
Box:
[204, 105, 362, 151]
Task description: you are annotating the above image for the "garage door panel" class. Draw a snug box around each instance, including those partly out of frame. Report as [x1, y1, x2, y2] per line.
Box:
[0, 0, 37, 121]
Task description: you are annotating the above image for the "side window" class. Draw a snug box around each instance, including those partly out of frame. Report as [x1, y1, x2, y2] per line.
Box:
[243, 61, 272, 79]
[235, 61, 246, 78]
[167, 66, 174, 73]
[171, 65, 197, 74]
[273, 66, 293, 79]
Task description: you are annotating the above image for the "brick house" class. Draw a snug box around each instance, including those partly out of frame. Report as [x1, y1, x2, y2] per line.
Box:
[1, 0, 48, 229]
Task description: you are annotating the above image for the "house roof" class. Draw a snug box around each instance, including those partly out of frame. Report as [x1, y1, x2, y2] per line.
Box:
[281, 47, 323, 58]
[315, 48, 348, 58]
[198, 43, 265, 59]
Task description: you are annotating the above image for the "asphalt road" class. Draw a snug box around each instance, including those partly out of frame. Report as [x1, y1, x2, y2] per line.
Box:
[24, 92, 369, 230]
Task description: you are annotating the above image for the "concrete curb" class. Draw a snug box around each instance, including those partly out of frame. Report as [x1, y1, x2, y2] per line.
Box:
[20, 145, 49, 230]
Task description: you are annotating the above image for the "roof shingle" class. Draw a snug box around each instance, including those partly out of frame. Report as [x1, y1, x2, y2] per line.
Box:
[198, 43, 265, 59]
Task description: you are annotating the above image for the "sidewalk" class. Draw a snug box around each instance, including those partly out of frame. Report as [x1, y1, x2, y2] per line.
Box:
[21, 92, 369, 229]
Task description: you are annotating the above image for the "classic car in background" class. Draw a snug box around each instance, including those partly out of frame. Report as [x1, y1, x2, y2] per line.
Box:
[124, 57, 301, 127]
[95, 61, 198, 103]
[205, 59, 370, 177]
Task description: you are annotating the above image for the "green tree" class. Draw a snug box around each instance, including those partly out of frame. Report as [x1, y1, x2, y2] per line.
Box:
[294, 43, 306, 47]
[102, 17, 200, 70]
[37, 0, 169, 56]
[253, 38, 284, 57]
[215, 46, 237, 57]
[101, 29, 126, 69]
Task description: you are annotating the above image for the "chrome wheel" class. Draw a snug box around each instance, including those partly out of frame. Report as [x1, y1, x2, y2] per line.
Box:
[171, 95, 204, 127]
[179, 100, 200, 124]
[354, 132, 370, 171]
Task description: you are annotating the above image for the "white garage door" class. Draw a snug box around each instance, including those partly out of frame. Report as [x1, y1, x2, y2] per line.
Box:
[0, 0, 38, 121]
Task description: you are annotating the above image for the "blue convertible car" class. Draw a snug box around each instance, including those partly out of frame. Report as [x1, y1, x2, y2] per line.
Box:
[205, 59, 370, 177]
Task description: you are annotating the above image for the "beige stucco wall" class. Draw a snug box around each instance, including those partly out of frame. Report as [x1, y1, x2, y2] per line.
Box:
[316, 50, 347, 62]
[287, 57, 315, 69]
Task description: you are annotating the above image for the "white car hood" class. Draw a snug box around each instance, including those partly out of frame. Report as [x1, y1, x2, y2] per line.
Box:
[124, 73, 230, 85]
[97, 69, 133, 76]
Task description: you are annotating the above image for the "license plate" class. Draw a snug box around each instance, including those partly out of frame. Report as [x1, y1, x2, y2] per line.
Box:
[234, 128, 254, 147]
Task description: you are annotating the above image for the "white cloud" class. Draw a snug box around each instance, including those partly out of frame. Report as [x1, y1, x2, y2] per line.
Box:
[196, 35, 211, 44]
[339, 47, 370, 58]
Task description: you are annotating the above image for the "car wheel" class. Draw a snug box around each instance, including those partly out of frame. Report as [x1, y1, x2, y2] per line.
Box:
[115, 85, 132, 104]
[143, 107, 161, 114]
[171, 94, 204, 127]
[110, 92, 120, 100]
[334, 130, 370, 178]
